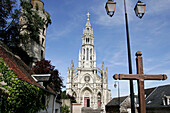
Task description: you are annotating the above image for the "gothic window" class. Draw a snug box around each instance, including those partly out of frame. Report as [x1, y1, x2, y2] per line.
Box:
[86, 38, 90, 43]
[87, 28, 89, 31]
[87, 48, 89, 60]
[90, 49, 92, 60]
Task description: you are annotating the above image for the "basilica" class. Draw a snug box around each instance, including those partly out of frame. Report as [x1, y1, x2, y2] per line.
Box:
[66, 13, 111, 112]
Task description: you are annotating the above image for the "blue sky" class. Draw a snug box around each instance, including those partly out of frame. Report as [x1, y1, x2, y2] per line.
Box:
[39, 0, 170, 98]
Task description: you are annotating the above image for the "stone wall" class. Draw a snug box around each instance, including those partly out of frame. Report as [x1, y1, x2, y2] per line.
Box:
[72, 103, 82, 113]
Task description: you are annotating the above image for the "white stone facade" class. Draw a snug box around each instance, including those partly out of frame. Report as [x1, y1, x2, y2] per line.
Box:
[66, 13, 111, 112]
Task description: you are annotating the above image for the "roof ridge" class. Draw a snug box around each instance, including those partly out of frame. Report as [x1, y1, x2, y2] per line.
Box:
[145, 86, 158, 101]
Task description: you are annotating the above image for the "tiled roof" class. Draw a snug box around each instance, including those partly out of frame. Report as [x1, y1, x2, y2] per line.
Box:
[0, 43, 40, 87]
[106, 96, 128, 107]
[0, 42, 56, 95]
[145, 84, 170, 108]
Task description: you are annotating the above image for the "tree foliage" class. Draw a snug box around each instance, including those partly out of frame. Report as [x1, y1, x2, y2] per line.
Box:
[61, 90, 69, 99]
[32, 59, 65, 94]
[61, 105, 70, 113]
[19, 0, 47, 45]
[0, 58, 49, 113]
[0, 0, 20, 46]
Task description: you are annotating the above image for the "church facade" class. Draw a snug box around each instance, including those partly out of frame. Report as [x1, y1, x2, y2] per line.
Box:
[66, 13, 111, 112]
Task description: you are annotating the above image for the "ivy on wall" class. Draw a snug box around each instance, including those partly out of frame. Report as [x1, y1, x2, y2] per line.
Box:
[0, 58, 49, 113]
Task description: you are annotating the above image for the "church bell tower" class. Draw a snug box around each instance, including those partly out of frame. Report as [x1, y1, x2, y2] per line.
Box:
[78, 12, 96, 69]
[66, 13, 111, 112]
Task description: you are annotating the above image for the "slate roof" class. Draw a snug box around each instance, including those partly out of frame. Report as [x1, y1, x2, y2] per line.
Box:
[145, 84, 170, 108]
[106, 96, 128, 107]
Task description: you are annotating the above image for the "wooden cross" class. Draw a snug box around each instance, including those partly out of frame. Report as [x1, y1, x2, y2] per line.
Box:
[113, 51, 167, 113]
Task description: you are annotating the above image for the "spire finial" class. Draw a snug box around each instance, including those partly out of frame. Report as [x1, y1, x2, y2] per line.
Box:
[87, 12, 90, 20]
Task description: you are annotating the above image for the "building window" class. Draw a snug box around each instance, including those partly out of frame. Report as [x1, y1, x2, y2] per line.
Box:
[87, 48, 89, 61]
[41, 50, 44, 59]
[86, 38, 89, 43]
[42, 38, 44, 45]
[42, 27, 45, 35]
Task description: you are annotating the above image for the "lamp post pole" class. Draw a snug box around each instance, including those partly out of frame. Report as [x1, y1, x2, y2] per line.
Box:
[123, 0, 135, 113]
[105, 0, 146, 113]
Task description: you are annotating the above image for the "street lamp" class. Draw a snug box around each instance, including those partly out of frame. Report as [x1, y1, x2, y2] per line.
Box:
[105, 0, 116, 17]
[105, 0, 146, 113]
[134, 1, 146, 19]
[114, 81, 120, 113]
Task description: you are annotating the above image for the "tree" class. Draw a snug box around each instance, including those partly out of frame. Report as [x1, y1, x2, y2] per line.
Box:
[0, 0, 20, 46]
[32, 59, 65, 93]
[0, 58, 49, 113]
[61, 105, 70, 113]
[19, 0, 50, 45]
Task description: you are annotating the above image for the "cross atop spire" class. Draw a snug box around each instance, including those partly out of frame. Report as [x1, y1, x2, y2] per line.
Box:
[87, 12, 90, 20]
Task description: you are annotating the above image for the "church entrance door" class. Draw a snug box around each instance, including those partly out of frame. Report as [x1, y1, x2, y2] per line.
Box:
[84, 97, 90, 107]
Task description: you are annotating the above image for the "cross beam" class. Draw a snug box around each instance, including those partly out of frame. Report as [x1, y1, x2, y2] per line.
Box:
[113, 51, 167, 113]
[113, 74, 167, 80]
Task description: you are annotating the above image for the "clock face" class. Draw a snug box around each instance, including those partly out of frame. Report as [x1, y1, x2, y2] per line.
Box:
[84, 76, 90, 82]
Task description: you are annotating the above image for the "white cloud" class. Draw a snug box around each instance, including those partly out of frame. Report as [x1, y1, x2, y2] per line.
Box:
[146, 0, 170, 15]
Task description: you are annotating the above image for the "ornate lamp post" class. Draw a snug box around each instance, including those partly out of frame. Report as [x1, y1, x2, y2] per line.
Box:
[114, 81, 120, 113]
[134, 1, 146, 19]
[105, 0, 116, 17]
[105, 0, 146, 113]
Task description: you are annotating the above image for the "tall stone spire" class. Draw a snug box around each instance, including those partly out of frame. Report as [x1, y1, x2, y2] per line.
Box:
[78, 12, 96, 68]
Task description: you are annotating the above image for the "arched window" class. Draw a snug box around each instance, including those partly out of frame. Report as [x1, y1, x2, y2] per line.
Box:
[86, 38, 90, 43]
[90, 49, 92, 60]
[87, 48, 89, 60]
